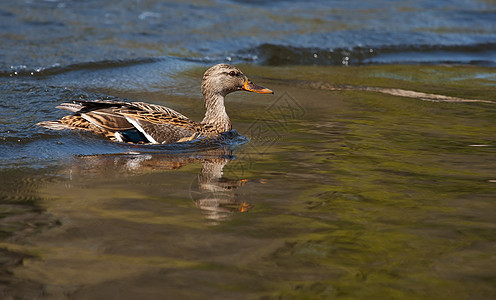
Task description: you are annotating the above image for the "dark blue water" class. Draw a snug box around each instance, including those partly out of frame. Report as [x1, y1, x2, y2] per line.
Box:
[1, 0, 495, 74]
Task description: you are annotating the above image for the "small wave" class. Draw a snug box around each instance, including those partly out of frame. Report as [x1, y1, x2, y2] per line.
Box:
[0, 57, 160, 78]
[235, 42, 496, 66]
[298, 80, 495, 104]
[0, 131, 248, 171]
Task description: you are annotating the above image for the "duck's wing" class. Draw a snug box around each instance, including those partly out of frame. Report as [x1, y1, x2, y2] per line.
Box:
[39, 100, 202, 144]
[114, 101, 203, 144]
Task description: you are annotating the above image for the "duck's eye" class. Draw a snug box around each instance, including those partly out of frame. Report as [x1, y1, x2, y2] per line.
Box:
[228, 71, 237, 77]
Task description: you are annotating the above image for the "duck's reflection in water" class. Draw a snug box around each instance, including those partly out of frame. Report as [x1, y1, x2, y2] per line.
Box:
[71, 147, 250, 223]
[190, 158, 250, 223]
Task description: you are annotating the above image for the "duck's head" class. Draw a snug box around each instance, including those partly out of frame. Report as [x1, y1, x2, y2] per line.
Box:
[201, 64, 273, 98]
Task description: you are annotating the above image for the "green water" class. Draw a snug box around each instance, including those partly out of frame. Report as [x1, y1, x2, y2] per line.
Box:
[1, 65, 495, 299]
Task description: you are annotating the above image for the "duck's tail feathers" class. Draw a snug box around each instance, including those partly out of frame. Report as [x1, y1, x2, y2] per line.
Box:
[37, 120, 74, 130]
[37, 115, 92, 131]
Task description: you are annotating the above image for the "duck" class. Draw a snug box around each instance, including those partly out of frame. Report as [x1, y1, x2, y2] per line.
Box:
[37, 64, 273, 144]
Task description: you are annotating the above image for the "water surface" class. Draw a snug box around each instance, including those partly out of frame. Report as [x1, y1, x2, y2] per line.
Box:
[1, 0, 496, 298]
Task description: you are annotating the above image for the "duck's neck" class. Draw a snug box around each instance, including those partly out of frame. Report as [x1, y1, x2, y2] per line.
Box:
[201, 93, 231, 133]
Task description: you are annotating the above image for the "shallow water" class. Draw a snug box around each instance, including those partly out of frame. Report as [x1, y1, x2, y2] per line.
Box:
[1, 0, 496, 299]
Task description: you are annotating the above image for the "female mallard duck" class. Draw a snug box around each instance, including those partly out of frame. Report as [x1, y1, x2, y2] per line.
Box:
[38, 64, 273, 144]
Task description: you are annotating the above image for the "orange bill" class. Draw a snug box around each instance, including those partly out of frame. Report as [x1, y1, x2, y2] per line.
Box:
[241, 79, 274, 94]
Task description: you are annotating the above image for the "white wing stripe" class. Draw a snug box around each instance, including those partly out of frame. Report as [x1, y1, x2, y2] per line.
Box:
[125, 117, 158, 144]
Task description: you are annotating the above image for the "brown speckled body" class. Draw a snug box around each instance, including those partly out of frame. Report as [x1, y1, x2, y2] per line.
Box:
[38, 64, 273, 144]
